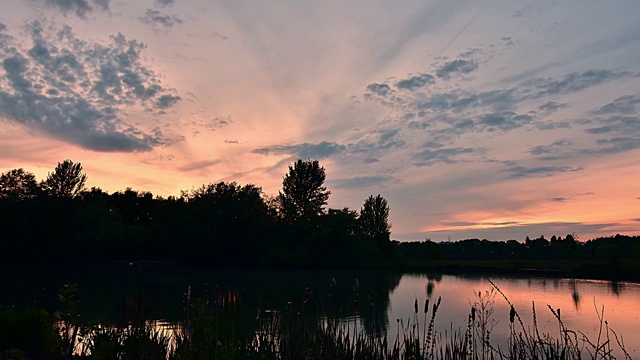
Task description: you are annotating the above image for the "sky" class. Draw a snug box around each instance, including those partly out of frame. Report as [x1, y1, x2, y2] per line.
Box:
[0, 0, 639, 242]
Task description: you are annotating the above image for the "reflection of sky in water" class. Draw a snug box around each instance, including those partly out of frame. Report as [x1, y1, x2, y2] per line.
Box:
[388, 274, 640, 357]
[4, 267, 640, 357]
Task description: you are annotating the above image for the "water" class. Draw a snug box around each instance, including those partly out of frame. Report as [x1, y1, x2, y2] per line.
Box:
[390, 273, 640, 357]
[1, 265, 639, 356]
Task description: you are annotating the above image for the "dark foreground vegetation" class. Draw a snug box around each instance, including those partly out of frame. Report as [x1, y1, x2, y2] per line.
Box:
[0, 159, 394, 267]
[1, 159, 639, 276]
[0, 281, 632, 360]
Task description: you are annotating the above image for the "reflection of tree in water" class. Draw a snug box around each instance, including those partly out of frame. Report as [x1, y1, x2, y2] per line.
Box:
[425, 272, 442, 299]
[610, 280, 624, 296]
[177, 269, 403, 340]
[355, 272, 402, 337]
[9, 267, 404, 341]
[571, 279, 580, 310]
[426, 282, 435, 298]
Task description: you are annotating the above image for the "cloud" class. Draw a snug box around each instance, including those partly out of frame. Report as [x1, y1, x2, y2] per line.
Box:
[440, 221, 476, 227]
[395, 73, 435, 91]
[440, 221, 518, 227]
[34, 0, 110, 18]
[529, 139, 572, 157]
[502, 164, 583, 179]
[347, 127, 407, 160]
[156, 94, 181, 109]
[435, 58, 479, 79]
[140, 9, 184, 29]
[538, 101, 566, 113]
[584, 115, 640, 137]
[177, 160, 219, 172]
[476, 112, 534, 132]
[413, 147, 477, 166]
[582, 137, 640, 155]
[550, 197, 572, 202]
[593, 95, 640, 115]
[330, 175, 396, 189]
[155, 0, 175, 7]
[365, 83, 394, 97]
[254, 141, 346, 159]
[398, 221, 618, 242]
[359, 64, 635, 161]
[0, 20, 180, 152]
[522, 69, 636, 99]
[370, 0, 473, 71]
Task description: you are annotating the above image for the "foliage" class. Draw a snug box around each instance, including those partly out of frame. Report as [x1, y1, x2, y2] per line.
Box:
[0, 306, 60, 359]
[360, 194, 392, 258]
[400, 234, 640, 269]
[43, 159, 88, 198]
[360, 195, 391, 240]
[277, 159, 330, 222]
[0, 168, 39, 200]
[2, 158, 639, 270]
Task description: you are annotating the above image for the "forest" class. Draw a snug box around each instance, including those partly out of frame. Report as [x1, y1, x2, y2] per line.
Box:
[1, 159, 639, 269]
[0, 159, 394, 266]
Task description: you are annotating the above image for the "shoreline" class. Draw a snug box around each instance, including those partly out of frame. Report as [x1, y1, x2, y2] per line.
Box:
[3, 259, 640, 283]
[384, 259, 640, 282]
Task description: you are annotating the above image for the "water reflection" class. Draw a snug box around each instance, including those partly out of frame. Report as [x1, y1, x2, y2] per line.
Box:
[2, 266, 639, 356]
[387, 274, 640, 358]
[571, 279, 580, 310]
[610, 280, 624, 296]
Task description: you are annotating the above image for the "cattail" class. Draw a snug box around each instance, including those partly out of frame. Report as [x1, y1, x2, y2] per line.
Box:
[414, 298, 418, 314]
[509, 305, 516, 323]
[424, 299, 429, 314]
[471, 306, 476, 322]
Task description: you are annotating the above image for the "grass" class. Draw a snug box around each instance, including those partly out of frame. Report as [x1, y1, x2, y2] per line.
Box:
[0, 281, 633, 359]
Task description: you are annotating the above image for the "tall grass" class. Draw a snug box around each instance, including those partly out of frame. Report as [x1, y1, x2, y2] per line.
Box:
[1, 280, 632, 359]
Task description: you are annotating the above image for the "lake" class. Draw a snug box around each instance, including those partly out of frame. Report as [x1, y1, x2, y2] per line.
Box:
[1, 265, 638, 357]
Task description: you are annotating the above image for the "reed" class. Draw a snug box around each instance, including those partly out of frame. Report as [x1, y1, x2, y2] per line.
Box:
[2, 280, 633, 359]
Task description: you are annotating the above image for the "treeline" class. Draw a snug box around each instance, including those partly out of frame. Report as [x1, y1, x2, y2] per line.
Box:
[400, 234, 640, 263]
[0, 159, 396, 267]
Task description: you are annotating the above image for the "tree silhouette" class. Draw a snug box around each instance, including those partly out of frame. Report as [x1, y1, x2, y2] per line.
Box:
[0, 168, 39, 200]
[360, 194, 391, 241]
[360, 194, 392, 258]
[43, 160, 88, 198]
[278, 159, 330, 222]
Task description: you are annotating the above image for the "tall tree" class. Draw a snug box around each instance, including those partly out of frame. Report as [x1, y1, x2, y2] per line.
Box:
[360, 194, 391, 242]
[0, 168, 39, 200]
[43, 160, 88, 198]
[278, 159, 330, 222]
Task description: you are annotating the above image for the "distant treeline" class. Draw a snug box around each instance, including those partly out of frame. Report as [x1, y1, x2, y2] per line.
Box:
[400, 234, 640, 263]
[0, 159, 395, 267]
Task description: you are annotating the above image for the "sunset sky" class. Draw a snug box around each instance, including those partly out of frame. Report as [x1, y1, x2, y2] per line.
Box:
[0, 0, 638, 242]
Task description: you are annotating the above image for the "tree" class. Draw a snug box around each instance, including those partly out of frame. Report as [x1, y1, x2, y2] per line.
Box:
[278, 159, 330, 222]
[359, 194, 393, 259]
[43, 160, 87, 198]
[359, 194, 391, 241]
[0, 168, 39, 200]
